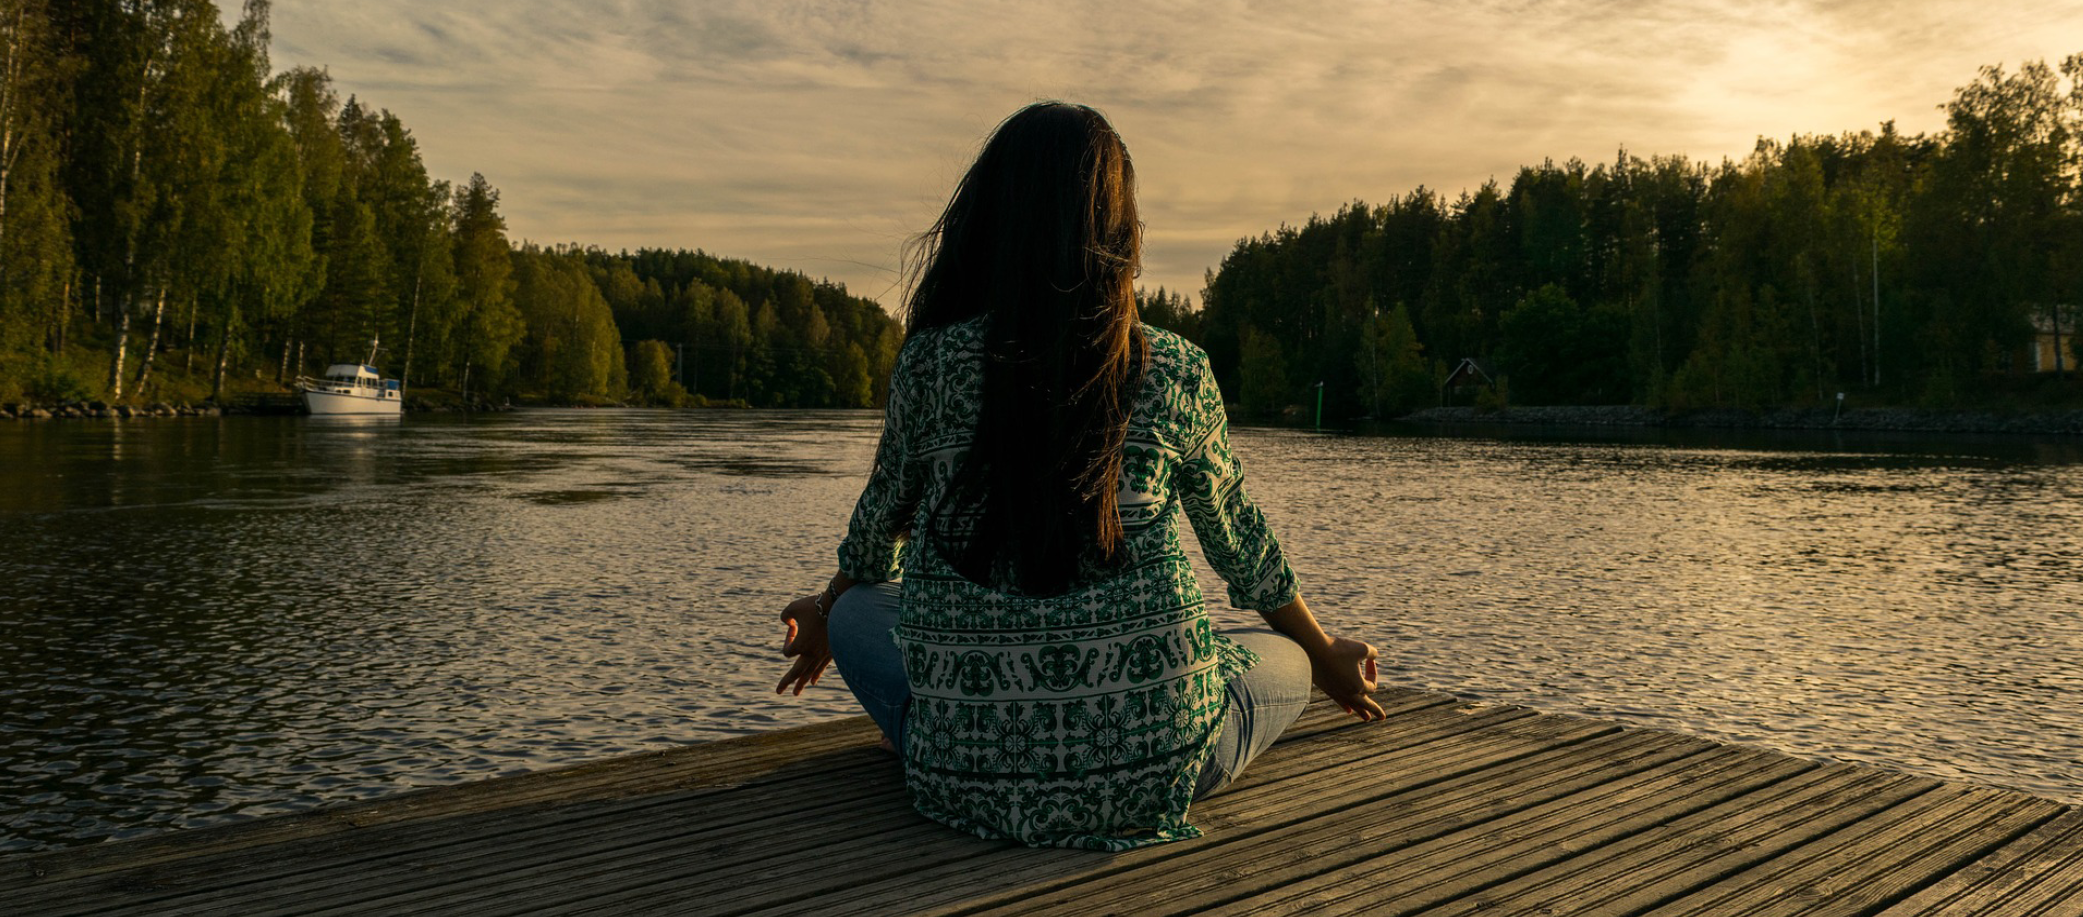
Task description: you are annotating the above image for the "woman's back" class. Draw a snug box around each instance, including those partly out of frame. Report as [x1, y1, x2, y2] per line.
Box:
[789, 101, 1381, 854]
[835, 316, 1299, 850]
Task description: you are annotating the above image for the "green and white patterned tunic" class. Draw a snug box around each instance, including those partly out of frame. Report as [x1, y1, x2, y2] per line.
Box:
[836, 319, 1299, 851]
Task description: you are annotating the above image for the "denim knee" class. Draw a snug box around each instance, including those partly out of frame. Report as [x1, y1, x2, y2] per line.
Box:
[826, 582, 909, 743]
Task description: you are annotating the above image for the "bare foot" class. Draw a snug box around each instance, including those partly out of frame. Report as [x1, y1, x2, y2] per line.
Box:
[877, 734, 896, 755]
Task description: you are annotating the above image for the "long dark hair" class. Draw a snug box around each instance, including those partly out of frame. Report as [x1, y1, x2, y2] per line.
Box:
[903, 102, 1149, 596]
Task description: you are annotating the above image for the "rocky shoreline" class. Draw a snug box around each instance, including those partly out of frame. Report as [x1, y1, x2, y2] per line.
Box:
[0, 397, 515, 420]
[1398, 405, 2083, 436]
[1, 400, 218, 420]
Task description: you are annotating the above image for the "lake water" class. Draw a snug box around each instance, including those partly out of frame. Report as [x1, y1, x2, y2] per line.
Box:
[3, 410, 2081, 855]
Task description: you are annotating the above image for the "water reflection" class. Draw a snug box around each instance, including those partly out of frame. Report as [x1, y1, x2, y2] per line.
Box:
[1223, 426, 2083, 808]
[0, 410, 2079, 855]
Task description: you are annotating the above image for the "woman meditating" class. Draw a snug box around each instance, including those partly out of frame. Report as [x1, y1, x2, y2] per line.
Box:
[775, 101, 1383, 851]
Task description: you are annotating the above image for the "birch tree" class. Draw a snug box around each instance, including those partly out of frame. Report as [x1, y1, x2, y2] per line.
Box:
[0, 0, 71, 364]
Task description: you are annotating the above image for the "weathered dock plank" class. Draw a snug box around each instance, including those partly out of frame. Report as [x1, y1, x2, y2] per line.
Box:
[1878, 808, 2083, 916]
[1427, 765, 1955, 914]
[1642, 783, 2063, 916]
[4, 687, 2079, 916]
[990, 730, 1718, 917]
[23, 721, 896, 916]
[792, 703, 1627, 917]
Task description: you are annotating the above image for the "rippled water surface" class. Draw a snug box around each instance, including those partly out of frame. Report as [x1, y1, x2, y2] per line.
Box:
[2, 411, 2080, 854]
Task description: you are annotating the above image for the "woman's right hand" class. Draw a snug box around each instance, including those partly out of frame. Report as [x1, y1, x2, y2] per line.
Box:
[775, 595, 833, 696]
[1308, 636, 1385, 721]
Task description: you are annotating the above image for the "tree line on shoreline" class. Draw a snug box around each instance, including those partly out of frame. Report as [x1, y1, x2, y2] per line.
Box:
[9, 5, 2077, 419]
[0, 0, 901, 409]
[1191, 55, 2083, 419]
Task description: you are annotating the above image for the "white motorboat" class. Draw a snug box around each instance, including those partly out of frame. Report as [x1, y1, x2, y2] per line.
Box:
[298, 341, 403, 415]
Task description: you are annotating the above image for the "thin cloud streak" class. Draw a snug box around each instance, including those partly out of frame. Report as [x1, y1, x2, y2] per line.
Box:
[268, 0, 2083, 308]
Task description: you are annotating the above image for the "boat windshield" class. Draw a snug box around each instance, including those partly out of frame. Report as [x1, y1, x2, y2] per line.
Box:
[322, 364, 380, 384]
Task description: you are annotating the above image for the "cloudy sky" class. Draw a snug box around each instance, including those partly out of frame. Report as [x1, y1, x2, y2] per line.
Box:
[266, 0, 2083, 308]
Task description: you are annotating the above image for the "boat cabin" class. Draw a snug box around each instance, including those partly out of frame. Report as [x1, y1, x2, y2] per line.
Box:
[313, 364, 399, 395]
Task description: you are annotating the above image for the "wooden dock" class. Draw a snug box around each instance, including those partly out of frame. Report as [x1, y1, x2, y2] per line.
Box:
[8, 688, 2083, 915]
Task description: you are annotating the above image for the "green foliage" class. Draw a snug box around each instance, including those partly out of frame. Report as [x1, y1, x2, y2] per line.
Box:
[5, 351, 99, 404]
[628, 339, 674, 402]
[25, 9, 2076, 417]
[832, 342, 874, 408]
[1474, 377, 1509, 413]
[0, 0, 73, 359]
[1356, 301, 1433, 416]
[1495, 285, 1631, 405]
[1666, 283, 1797, 409]
[1199, 55, 2083, 416]
[577, 247, 899, 408]
[1238, 326, 1289, 415]
[0, 4, 906, 411]
[511, 245, 625, 402]
[447, 173, 521, 394]
[1136, 286, 1201, 342]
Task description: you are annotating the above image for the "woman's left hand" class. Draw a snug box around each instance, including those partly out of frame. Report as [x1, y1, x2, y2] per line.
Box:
[1307, 636, 1386, 721]
[775, 595, 832, 696]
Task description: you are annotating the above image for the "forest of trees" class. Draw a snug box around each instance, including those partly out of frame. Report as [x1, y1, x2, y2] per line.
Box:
[1195, 56, 2083, 418]
[0, 0, 900, 409]
[9, 2, 2078, 419]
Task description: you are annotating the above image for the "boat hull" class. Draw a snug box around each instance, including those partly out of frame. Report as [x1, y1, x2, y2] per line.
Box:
[302, 388, 402, 415]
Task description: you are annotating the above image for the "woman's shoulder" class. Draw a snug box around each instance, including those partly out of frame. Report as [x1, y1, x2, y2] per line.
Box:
[1140, 325, 1211, 379]
[894, 317, 986, 370]
[1132, 326, 1220, 434]
[900, 320, 1203, 385]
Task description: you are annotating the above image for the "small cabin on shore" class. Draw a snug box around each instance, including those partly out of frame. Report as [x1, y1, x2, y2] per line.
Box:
[1441, 357, 1497, 406]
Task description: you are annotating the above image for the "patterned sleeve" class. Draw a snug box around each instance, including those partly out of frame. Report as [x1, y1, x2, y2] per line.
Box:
[1175, 348, 1301, 612]
[835, 334, 927, 582]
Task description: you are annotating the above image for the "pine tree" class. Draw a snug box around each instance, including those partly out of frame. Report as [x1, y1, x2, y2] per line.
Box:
[448, 172, 518, 400]
[275, 65, 344, 381]
[1357, 301, 1431, 416]
[1238, 326, 1288, 416]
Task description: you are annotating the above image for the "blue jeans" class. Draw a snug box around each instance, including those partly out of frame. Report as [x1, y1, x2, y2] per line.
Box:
[826, 582, 1312, 799]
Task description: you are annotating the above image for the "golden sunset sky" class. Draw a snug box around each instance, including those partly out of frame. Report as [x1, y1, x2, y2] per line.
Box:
[265, 0, 2083, 308]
